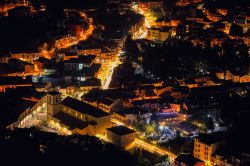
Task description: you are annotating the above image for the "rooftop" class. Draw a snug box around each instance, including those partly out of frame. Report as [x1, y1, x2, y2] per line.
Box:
[65, 55, 95, 64]
[0, 76, 32, 85]
[48, 91, 61, 96]
[53, 111, 88, 130]
[116, 107, 150, 116]
[99, 97, 114, 106]
[175, 154, 203, 165]
[196, 132, 227, 145]
[80, 78, 101, 87]
[62, 97, 110, 118]
[107, 126, 136, 136]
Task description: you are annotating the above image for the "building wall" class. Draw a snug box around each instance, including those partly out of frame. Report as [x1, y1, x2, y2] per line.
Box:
[77, 48, 101, 55]
[121, 133, 136, 150]
[47, 93, 61, 116]
[98, 103, 111, 112]
[113, 113, 127, 125]
[62, 105, 112, 136]
[240, 75, 250, 83]
[11, 52, 41, 63]
[193, 138, 224, 164]
[88, 115, 112, 136]
[107, 130, 136, 150]
[8, 94, 48, 129]
[107, 130, 121, 146]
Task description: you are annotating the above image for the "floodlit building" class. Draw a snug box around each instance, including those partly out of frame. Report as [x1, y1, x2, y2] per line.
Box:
[107, 125, 136, 150]
[47, 92, 112, 136]
[113, 107, 151, 125]
[146, 27, 170, 42]
[193, 133, 226, 164]
[10, 51, 41, 63]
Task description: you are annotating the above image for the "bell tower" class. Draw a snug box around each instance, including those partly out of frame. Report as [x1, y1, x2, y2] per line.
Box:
[47, 91, 61, 118]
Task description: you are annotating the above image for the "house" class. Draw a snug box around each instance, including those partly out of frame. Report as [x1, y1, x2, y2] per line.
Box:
[211, 152, 250, 166]
[175, 154, 204, 166]
[10, 50, 41, 63]
[107, 125, 136, 150]
[162, 103, 181, 113]
[193, 132, 227, 164]
[142, 0, 164, 9]
[0, 76, 33, 92]
[79, 78, 101, 93]
[55, 35, 77, 49]
[97, 97, 116, 113]
[240, 75, 250, 83]
[182, 94, 221, 119]
[113, 107, 151, 125]
[146, 27, 170, 42]
[62, 52, 78, 61]
[64, 55, 95, 71]
[52, 111, 89, 135]
[7, 90, 48, 129]
[216, 70, 250, 83]
[132, 98, 161, 111]
[0, 53, 10, 63]
[76, 45, 101, 56]
[64, 56, 101, 83]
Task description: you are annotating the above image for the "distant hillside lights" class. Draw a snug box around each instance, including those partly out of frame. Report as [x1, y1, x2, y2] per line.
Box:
[216, 70, 250, 83]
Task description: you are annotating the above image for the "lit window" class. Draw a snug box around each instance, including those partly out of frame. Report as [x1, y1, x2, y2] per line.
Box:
[79, 64, 83, 70]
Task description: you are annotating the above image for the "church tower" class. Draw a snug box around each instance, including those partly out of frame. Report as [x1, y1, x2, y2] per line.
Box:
[47, 91, 61, 118]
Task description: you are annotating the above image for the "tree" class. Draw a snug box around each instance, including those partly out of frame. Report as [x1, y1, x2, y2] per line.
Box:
[160, 155, 170, 165]
[145, 121, 157, 135]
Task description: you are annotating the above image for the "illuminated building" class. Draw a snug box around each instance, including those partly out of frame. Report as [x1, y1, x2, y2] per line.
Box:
[55, 35, 78, 49]
[141, 1, 164, 9]
[8, 90, 112, 137]
[79, 78, 101, 93]
[0, 54, 10, 63]
[113, 107, 151, 126]
[216, 70, 250, 83]
[76, 45, 117, 62]
[162, 103, 181, 113]
[64, 55, 95, 71]
[146, 27, 170, 42]
[107, 125, 136, 150]
[64, 55, 101, 83]
[11, 51, 41, 63]
[0, 76, 32, 93]
[193, 133, 226, 164]
[7, 92, 48, 129]
[62, 52, 78, 61]
[97, 97, 115, 113]
[75, 25, 84, 38]
[41, 91, 112, 136]
[216, 9, 228, 16]
[76, 47, 102, 56]
[60, 96, 112, 136]
[49, 111, 89, 135]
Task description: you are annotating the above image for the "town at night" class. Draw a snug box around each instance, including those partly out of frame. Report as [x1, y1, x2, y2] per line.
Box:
[0, 0, 249, 165]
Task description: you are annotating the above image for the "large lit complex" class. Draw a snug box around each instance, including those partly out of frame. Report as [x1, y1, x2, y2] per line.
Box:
[1, 0, 250, 165]
[193, 133, 226, 165]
